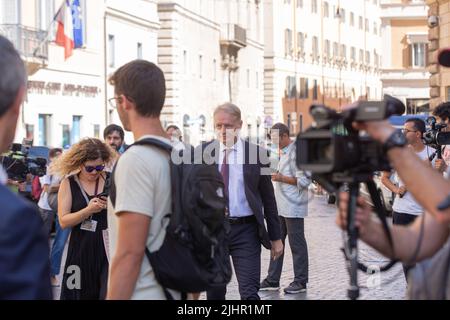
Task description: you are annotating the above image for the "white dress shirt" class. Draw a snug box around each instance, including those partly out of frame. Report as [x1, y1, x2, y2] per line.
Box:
[219, 138, 253, 218]
[0, 165, 7, 185]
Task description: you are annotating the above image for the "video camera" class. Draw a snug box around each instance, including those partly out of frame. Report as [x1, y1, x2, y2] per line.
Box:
[295, 95, 406, 192]
[0, 140, 48, 182]
[295, 95, 405, 300]
[422, 116, 450, 161]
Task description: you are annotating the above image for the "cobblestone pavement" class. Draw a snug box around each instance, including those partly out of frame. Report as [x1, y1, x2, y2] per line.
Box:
[202, 194, 407, 300]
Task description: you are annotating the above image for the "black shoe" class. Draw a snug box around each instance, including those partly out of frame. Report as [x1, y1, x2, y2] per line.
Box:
[259, 279, 280, 291]
[284, 282, 307, 294]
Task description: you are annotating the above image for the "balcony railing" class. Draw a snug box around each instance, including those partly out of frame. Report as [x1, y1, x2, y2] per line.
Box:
[0, 24, 48, 60]
[220, 24, 247, 48]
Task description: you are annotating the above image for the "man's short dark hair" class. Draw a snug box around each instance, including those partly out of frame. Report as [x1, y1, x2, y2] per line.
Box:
[271, 123, 290, 137]
[49, 148, 63, 158]
[0, 35, 27, 118]
[166, 124, 180, 132]
[103, 124, 125, 140]
[432, 102, 450, 121]
[108, 60, 166, 117]
[405, 118, 426, 135]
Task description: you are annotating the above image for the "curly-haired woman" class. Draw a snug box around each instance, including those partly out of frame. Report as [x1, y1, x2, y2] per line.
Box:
[53, 138, 115, 300]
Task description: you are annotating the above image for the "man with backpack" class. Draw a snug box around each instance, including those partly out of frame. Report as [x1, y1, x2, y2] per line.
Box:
[106, 60, 180, 299]
[107, 60, 231, 300]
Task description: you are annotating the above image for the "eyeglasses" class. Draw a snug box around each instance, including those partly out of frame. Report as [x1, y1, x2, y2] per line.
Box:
[108, 97, 119, 109]
[84, 165, 105, 173]
[401, 129, 418, 134]
[108, 95, 134, 109]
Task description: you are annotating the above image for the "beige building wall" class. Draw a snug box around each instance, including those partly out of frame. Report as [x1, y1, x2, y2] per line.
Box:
[380, 0, 429, 113]
[390, 20, 428, 69]
[427, 0, 450, 108]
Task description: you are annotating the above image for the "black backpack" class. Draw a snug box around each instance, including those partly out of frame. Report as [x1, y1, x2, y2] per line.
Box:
[109, 138, 232, 299]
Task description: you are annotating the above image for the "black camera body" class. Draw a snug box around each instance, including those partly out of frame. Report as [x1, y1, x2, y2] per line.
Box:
[0, 143, 48, 182]
[296, 96, 405, 192]
[422, 116, 450, 150]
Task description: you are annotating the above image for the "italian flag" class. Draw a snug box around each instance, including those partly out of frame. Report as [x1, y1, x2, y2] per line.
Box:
[55, 0, 74, 59]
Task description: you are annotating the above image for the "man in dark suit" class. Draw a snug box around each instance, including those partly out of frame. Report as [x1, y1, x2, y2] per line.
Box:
[203, 103, 283, 300]
[0, 35, 52, 300]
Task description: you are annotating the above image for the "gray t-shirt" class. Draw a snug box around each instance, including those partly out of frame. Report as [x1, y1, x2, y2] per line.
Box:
[107, 135, 180, 300]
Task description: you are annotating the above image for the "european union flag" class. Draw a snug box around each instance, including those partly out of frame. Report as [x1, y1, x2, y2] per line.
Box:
[71, 0, 84, 48]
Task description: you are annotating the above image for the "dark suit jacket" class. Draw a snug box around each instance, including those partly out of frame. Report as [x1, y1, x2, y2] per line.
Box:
[0, 184, 52, 300]
[200, 140, 281, 249]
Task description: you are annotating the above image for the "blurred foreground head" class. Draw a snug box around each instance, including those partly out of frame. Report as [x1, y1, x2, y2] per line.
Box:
[0, 35, 27, 153]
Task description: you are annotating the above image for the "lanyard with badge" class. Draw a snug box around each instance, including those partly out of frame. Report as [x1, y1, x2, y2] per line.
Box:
[74, 175, 100, 232]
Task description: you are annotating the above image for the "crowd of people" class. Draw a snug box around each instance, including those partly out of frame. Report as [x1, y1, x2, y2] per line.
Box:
[2, 33, 450, 301]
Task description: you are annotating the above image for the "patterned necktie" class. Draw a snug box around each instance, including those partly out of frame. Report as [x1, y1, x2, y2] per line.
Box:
[220, 149, 229, 196]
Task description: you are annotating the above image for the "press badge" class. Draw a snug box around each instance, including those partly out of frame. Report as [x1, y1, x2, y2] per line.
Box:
[80, 219, 97, 232]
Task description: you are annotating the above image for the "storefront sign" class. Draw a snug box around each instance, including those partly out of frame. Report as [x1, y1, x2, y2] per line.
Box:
[28, 81, 100, 98]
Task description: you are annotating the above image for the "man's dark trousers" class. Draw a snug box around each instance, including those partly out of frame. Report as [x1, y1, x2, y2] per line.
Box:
[266, 216, 308, 285]
[207, 219, 261, 300]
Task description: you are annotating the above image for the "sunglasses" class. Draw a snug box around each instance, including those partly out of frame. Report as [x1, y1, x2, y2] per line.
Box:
[84, 165, 105, 173]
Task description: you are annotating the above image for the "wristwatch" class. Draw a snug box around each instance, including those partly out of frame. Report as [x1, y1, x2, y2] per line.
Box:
[382, 129, 407, 153]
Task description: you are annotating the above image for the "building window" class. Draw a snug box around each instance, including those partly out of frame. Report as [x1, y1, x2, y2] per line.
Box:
[199, 55, 203, 78]
[411, 43, 427, 68]
[256, 71, 259, 89]
[38, 114, 51, 146]
[365, 19, 369, 32]
[373, 22, 377, 35]
[297, 32, 305, 54]
[324, 2, 329, 17]
[359, 16, 363, 30]
[25, 124, 34, 141]
[341, 44, 347, 60]
[359, 49, 364, 64]
[297, 0, 303, 8]
[333, 42, 339, 59]
[284, 0, 291, 3]
[285, 29, 293, 57]
[365, 51, 371, 65]
[351, 47, 356, 62]
[108, 35, 115, 68]
[285, 76, 296, 98]
[313, 80, 318, 100]
[62, 124, 70, 147]
[300, 77, 309, 99]
[71, 116, 82, 144]
[339, 8, 346, 23]
[93, 124, 100, 139]
[183, 50, 187, 74]
[350, 12, 355, 26]
[311, 0, 318, 13]
[312, 36, 319, 61]
[37, 0, 55, 31]
[213, 59, 217, 81]
[0, 0, 20, 24]
[137, 42, 142, 59]
[324, 40, 331, 59]
[374, 51, 379, 68]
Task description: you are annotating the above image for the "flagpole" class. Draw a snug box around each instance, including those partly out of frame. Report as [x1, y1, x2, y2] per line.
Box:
[32, 0, 66, 57]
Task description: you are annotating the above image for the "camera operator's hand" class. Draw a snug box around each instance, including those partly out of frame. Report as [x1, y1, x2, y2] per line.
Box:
[336, 192, 373, 239]
[86, 197, 107, 214]
[353, 120, 396, 144]
[435, 158, 447, 173]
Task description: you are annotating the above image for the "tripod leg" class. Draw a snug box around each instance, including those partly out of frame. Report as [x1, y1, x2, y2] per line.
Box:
[347, 182, 360, 300]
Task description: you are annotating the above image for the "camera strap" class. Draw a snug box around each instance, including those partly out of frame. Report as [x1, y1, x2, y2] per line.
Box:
[74, 175, 100, 221]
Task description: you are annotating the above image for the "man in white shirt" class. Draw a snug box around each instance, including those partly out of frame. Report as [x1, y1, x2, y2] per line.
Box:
[260, 123, 311, 294]
[106, 60, 180, 300]
[381, 118, 435, 277]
